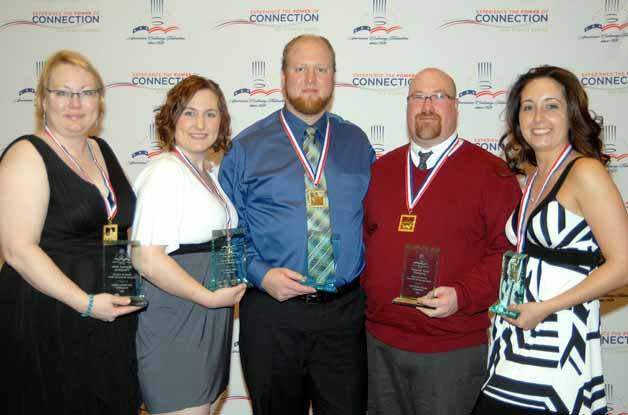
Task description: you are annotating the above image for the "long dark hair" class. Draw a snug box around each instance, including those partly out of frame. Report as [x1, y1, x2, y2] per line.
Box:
[500, 65, 608, 173]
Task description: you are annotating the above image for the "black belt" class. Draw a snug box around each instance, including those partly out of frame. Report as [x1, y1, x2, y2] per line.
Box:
[525, 244, 603, 268]
[169, 238, 231, 256]
[295, 278, 360, 304]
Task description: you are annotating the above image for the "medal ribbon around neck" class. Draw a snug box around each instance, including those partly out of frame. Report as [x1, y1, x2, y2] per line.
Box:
[405, 137, 463, 212]
[44, 126, 118, 221]
[172, 145, 233, 228]
[280, 110, 331, 186]
[515, 143, 573, 253]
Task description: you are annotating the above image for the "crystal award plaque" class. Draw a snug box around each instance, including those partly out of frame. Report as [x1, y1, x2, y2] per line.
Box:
[209, 227, 249, 291]
[489, 251, 527, 318]
[102, 240, 148, 307]
[393, 245, 439, 307]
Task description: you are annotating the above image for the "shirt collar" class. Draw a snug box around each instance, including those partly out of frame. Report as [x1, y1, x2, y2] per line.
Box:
[281, 107, 328, 144]
[410, 131, 458, 169]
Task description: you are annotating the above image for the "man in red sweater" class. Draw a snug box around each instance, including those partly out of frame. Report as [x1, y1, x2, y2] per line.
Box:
[362, 68, 521, 415]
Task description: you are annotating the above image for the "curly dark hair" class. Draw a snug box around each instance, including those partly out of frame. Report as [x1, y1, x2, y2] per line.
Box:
[155, 75, 232, 153]
[500, 65, 608, 173]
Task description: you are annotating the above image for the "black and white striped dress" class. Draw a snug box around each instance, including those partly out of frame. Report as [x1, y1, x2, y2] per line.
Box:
[482, 159, 606, 415]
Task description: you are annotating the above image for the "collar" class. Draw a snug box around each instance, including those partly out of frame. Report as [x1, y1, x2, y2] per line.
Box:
[410, 131, 458, 169]
[281, 107, 328, 144]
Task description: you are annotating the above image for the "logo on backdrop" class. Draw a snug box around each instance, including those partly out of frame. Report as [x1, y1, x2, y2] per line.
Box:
[603, 123, 628, 173]
[127, 0, 185, 45]
[458, 62, 507, 109]
[600, 330, 628, 351]
[14, 60, 44, 103]
[212, 7, 320, 31]
[369, 124, 387, 158]
[348, 0, 409, 45]
[230, 60, 283, 108]
[470, 137, 501, 156]
[580, 0, 628, 43]
[107, 71, 194, 92]
[337, 72, 413, 95]
[438, 8, 549, 32]
[130, 117, 161, 165]
[0, 7, 100, 32]
[581, 71, 628, 93]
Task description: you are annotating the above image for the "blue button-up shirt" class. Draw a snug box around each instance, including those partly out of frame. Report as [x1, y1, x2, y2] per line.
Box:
[219, 108, 375, 288]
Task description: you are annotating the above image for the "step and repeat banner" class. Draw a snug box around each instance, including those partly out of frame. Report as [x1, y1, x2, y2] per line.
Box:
[1, 0, 627, 413]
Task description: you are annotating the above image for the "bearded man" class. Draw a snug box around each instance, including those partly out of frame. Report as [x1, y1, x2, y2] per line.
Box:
[361, 68, 521, 415]
[219, 34, 374, 415]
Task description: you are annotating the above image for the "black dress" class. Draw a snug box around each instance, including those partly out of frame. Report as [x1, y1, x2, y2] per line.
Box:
[0, 135, 140, 414]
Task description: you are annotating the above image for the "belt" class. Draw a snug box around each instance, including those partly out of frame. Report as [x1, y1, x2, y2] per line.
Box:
[295, 278, 360, 304]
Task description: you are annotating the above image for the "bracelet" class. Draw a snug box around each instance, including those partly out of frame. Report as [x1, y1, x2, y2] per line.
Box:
[81, 294, 94, 317]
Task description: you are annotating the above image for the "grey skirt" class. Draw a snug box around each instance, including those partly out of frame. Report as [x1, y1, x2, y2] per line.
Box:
[136, 249, 233, 414]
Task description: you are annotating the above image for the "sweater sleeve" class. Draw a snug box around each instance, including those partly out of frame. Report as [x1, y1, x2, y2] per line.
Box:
[452, 167, 521, 315]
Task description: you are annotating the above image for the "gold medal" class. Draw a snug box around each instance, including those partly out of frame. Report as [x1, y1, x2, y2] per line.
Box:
[307, 189, 328, 208]
[398, 214, 417, 232]
[103, 223, 119, 241]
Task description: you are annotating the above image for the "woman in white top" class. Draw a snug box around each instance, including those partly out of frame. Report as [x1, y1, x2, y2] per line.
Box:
[131, 75, 246, 415]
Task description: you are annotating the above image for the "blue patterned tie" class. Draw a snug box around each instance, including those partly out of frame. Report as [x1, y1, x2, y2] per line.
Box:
[303, 127, 335, 287]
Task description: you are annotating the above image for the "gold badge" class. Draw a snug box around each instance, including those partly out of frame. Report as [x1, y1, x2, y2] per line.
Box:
[103, 223, 119, 241]
[398, 214, 417, 232]
[307, 189, 328, 208]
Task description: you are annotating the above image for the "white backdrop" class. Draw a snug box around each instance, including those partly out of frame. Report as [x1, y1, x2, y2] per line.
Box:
[1, 0, 627, 413]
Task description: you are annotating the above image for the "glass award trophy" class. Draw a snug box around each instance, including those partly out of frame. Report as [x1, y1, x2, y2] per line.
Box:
[393, 245, 439, 307]
[303, 232, 339, 292]
[102, 227, 148, 307]
[208, 227, 249, 290]
[489, 251, 527, 318]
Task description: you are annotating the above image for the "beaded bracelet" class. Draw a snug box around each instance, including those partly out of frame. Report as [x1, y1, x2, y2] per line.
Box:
[81, 294, 94, 317]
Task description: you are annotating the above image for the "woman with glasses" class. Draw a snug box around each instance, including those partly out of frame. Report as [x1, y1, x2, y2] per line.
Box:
[0, 50, 142, 414]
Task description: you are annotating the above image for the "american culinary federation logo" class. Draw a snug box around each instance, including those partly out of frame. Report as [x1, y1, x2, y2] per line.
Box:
[369, 124, 387, 158]
[439, 8, 549, 32]
[603, 123, 628, 173]
[337, 72, 413, 95]
[127, 0, 185, 45]
[349, 0, 408, 45]
[14, 60, 44, 103]
[230, 60, 283, 108]
[213, 7, 319, 31]
[130, 119, 162, 165]
[1, 7, 100, 32]
[580, 0, 628, 43]
[458, 62, 507, 109]
[107, 71, 194, 92]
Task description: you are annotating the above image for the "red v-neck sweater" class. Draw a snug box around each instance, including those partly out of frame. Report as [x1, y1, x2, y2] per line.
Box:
[362, 141, 521, 353]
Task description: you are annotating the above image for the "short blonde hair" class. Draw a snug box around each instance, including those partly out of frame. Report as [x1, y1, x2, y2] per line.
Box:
[35, 50, 105, 131]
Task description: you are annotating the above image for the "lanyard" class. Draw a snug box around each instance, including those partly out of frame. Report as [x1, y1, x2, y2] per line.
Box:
[279, 110, 331, 186]
[405, 137, 463, 212]
[172, 146, 233, 229]
[515, 143, 573, 252]
[45, 126, 117, 221]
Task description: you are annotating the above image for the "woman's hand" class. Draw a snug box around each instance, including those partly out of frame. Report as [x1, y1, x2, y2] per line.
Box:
[205, 283, 247, 308]
[503, 301, 553, 330]
[89, 293, 144, 322]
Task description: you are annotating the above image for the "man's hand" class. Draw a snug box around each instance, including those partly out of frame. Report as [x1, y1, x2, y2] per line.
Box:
[415, 286, 459, 318]
[261, 267, 316, 302]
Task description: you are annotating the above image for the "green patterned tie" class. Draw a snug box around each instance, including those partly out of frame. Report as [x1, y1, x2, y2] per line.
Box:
[303, 127, 336, 287]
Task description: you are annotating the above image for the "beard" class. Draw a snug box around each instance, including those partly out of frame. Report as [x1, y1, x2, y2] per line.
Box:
[414, 113, 442, 140]
[286, 90, 333, 116]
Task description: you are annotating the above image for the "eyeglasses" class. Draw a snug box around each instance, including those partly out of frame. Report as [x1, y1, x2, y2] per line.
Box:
[407, 92, 454, 103]
[46, 88, 101, 101]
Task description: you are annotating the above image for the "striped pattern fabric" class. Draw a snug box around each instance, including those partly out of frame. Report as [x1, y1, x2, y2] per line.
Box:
[483, 161, 606, 415]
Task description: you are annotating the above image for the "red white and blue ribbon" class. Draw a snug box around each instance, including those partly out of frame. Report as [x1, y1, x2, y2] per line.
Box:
[45, 126, 118, 221]
[405, 136, 463, 212]
[172, 145, 233, 229]
[280, 110, 331, 186]
[515, 143, 573, 252]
